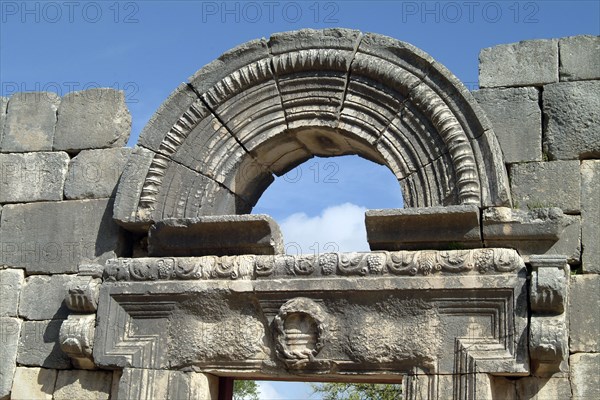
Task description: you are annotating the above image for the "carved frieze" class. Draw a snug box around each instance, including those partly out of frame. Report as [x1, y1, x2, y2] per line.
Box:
[102, 248, 521, 281]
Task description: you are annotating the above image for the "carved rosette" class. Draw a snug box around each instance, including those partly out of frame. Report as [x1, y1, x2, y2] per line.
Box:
[100, 249, 523, 282]
[274, 298, 327, 366]
[59, 314, 96, 369]
[529, 255, 569, 376]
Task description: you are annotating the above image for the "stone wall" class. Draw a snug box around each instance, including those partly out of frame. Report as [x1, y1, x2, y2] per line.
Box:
[0, 89, 131, 399]
[0, 34, 598, 399]
[473, 35, 600, 399]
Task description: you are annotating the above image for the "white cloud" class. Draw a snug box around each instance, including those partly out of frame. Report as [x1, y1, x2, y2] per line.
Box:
[256, 381, 284, 399]
[256, 381, 321, 400]
[280, 202, 369, 255]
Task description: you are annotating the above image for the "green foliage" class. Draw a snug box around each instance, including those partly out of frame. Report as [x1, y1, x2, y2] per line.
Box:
[233, 380, 259, 400]
[446, 242, 464, 250]
[311, 382, 403, 400]
[526, 200, 553, 210]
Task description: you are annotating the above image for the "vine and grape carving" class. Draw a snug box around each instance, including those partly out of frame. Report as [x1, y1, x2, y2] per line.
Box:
[102, 249, 522, 281]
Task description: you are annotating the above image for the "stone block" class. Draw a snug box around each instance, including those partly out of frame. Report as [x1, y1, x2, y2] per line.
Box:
[482, 207, 580, 264]
[510, 161, 580, 214]
[64, 147, 131, 199]
[516, 377, 572, 399]
[0, 199, 123, 274]
[19, 275, 73, 320]
[472, 87, 541, 163]
[559, 35, 600, 81]
[543, 81, 600, 160]
[17, 320, 71, 369]
[0, 97, 7, 146]
[0, 317, 21, 399]
[1, 92, 59, 153]
[570, 353, 600, 399]
[0, 152, 69, 203]
[365, 206, 482, 250]
[10, 367, 57, 400]
[53, 370, 112, 400]
[0, 269, 24, 317]
[581, 160, 600, 273]
[117, 369, 218, 400]
[53, 89, 131, 152]
[148, 214, 284, 257]
[570, 275, 600, 353]
[479, 39, 558, 88]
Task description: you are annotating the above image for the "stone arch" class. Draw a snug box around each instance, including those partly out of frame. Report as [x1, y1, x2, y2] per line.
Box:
[114, 29, 511, 229]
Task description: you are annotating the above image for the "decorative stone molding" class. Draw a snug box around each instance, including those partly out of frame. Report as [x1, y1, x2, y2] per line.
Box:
[528, 255, 569, 377]
[114, 29, 511, 229]
[59, 314, 96, 369]
[274, 298, 327, 366]
[101, 248, 521, 282]
[92, 249, 528, 399]
[65, 276, 102, 312]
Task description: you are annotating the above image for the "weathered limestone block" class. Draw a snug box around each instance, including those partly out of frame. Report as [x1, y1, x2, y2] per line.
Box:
[137, 84, 198, 152]
[0, 317, 21, 399]
[482, 207, 580, 263]
[472, 87, 541, 163]
[0, 199, 123, 274]
[479, 39, 558, 87]
[64, 147, 131, 199]
[559, 35, 600, 81]
[581, 160, 600, 273]
[0, 97, 7, 146]
[569, 275, 600, 353]
[0, 269, 24, 317]
[0, 152, 69, 203]
[529, 255, 569, 376]
[489, 376, 516, 400]
[53, 370, 112, 400]
[59, 314, 96, 369]
[17, 320, 71, 369]
[18, 275, 73, 320]
[148, 215, 284, 257]
[1, 92, 59, 152]
[365, 206, 481, 250]
[113, 146, 248, 230]
[10, 367, 57, 400]
[510, 160, 580, 213]
[530, 263, 567, 314]
[65, 275, 101, 312]
[53, 89, 131, 152]
[117, 368, 219, 400]
[516, 377, 572, 400]
[543, 81, 600, 160]
[570, 353, 600, 399]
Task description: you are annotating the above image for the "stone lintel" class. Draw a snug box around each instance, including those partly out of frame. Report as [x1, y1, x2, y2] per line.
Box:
[482, 207, 580, 263]
[365, 206, 481, 251]
[147, 214, 284, 257]
[93, 247, 528, 398]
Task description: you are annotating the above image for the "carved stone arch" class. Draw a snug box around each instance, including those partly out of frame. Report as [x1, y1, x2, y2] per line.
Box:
[114, 29, 511, 229]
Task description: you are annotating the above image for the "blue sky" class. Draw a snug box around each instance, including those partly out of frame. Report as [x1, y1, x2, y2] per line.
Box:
[1, 1, 598, 398]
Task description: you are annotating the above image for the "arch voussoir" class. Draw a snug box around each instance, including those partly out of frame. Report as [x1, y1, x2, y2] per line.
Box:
[114, 29, 511, 228]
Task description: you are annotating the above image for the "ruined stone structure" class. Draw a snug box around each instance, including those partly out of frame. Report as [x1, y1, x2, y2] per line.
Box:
[0, 30, 598, 399]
